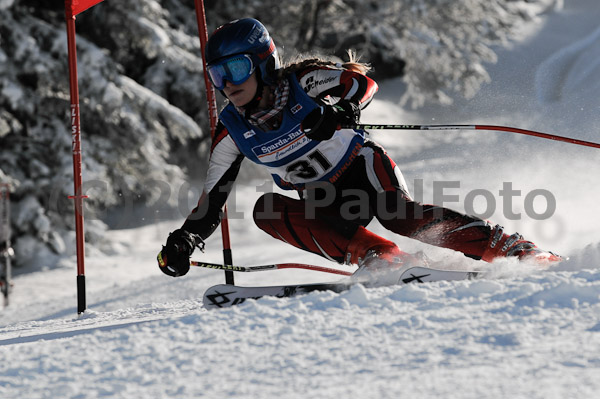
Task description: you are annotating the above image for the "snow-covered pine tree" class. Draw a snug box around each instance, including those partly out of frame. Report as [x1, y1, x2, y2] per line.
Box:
[0, 0, 560, 271]
[208, 0, 561, 107]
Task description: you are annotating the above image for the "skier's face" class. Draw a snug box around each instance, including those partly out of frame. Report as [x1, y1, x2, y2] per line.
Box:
[223, 72, 258, 107]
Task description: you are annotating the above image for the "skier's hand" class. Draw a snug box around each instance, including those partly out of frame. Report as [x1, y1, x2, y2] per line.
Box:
[157, 229, 204, 277]
[301, 101, 360, 141]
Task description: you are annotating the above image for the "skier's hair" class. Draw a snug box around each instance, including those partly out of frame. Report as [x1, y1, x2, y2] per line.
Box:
[281, 49, 372, 77]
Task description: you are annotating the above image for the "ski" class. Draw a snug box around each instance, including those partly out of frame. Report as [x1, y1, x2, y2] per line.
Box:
[203, 266, 480, 309]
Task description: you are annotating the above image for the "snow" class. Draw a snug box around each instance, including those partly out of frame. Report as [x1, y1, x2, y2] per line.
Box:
[1, 1, 600, 398]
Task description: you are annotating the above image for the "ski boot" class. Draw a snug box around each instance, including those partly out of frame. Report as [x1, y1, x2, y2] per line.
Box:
[481, 225, 563, 266]
[346, 227, 423, 286]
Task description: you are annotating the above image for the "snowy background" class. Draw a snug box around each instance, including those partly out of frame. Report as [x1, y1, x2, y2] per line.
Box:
[1, 0, 600, 398]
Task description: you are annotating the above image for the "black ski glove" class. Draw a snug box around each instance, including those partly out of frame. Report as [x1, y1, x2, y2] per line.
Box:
[301, 101, 360, 141]
[157, 229, 204, 277]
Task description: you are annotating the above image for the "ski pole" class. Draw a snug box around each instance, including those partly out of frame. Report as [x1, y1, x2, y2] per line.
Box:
[345, 124, 600, 149]
[191, 260, 353, 276]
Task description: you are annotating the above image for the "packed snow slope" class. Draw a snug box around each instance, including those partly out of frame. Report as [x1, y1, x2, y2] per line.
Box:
[1, 1, 600, 398]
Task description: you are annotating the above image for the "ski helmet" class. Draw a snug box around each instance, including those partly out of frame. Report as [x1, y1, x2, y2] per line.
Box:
[205, 18, 280, 88]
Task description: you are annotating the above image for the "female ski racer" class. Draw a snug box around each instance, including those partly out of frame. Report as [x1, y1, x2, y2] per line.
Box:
[157, 18, 560, 278]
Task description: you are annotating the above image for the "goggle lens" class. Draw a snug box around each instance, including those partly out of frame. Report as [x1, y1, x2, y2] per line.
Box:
[208, 55, 254, 90]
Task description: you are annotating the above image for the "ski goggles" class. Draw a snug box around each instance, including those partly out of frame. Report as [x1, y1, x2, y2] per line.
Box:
[207, 54, 255, 90]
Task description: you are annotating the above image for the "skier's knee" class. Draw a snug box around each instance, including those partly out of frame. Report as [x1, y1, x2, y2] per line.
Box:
[253, 193, 283, 229]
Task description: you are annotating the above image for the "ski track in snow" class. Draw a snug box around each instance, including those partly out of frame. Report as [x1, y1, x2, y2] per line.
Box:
[535, 24, 600, 104]
[2, 2, 600, 398]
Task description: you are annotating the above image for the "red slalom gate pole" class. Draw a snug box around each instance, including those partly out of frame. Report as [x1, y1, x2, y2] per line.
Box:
[348, 123, 600, 149]
[65, 10, 87, 314]
[65, 1, 104, 314]
[193, 0, 219, 132]
[193, 0, 234, 285]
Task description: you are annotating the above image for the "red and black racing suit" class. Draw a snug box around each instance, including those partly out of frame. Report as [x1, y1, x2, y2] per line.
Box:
[181, 66, 495, 264]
